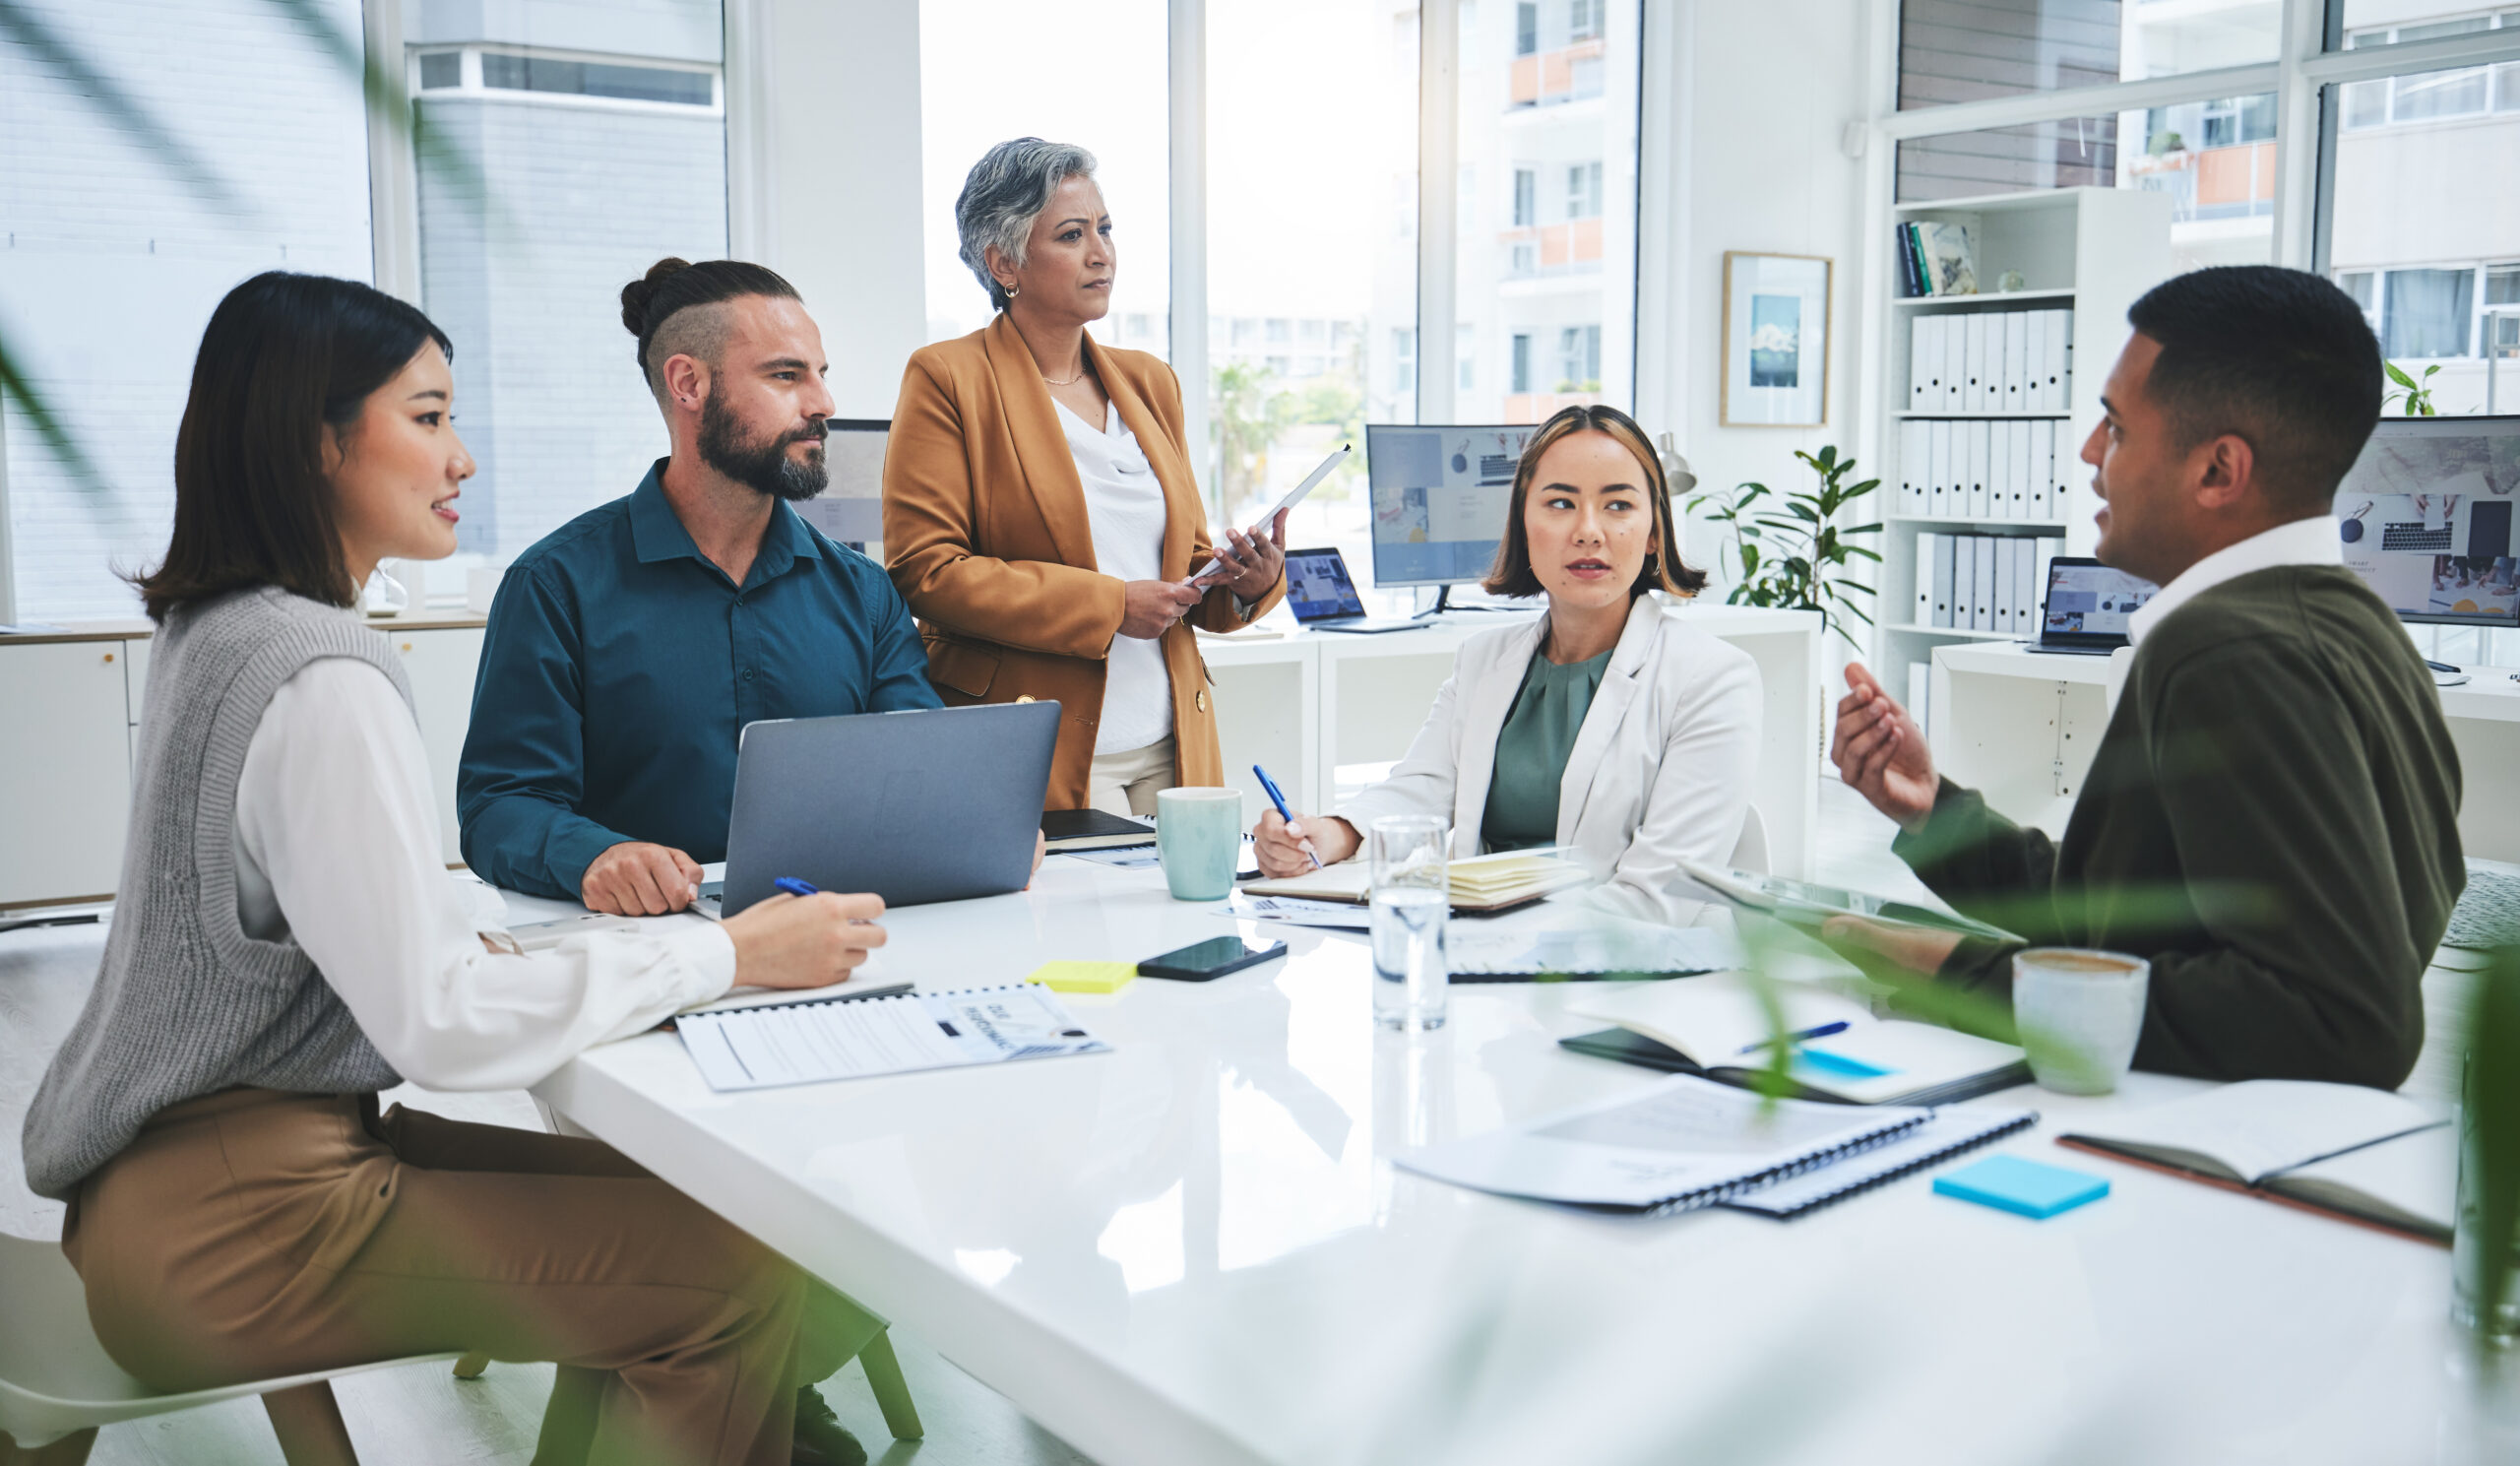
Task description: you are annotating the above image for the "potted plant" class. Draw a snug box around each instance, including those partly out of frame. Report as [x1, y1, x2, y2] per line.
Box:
[1683, 445, 1881, 651]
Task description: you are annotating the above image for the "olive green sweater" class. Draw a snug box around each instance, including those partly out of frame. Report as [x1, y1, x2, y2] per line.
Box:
[1895, 565, 2464, 1089]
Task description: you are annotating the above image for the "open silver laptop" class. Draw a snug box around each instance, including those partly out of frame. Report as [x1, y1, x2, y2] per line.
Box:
[700, 701, 1058, 917]
[2027, 556, 2159, 656]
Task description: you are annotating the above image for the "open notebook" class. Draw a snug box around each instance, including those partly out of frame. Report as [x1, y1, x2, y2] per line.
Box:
[2056, 1080, 2454, 1244]
[1559, 973, 2031, 1106]
[1244, 849, 1590, 914]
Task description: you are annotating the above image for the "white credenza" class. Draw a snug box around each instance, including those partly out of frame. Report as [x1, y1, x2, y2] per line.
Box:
[2, 602, 1824, 908]
[1930, 639, 2520, 861]
[0, 616, 486, 908]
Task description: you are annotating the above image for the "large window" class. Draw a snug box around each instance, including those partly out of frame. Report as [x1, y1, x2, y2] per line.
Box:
[2324, 51, 2520, 409]
[916, 0, 1171, 357]
[1897, 96, 2280, 274]
[1898, 0, 2281, 110]
[1207, 0, 1420, 588]
[1456, 0, 1639, 425]
[408, 0, 730, 567]
[0, 0, 372, 620]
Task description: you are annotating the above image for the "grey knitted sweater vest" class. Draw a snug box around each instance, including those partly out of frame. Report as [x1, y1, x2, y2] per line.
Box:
[23, 587, 411, 1200]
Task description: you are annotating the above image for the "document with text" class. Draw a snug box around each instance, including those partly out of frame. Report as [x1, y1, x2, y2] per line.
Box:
[677, 984, 1109, 1092]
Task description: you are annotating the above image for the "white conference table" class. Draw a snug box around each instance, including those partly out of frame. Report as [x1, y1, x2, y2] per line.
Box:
[516, 861, 2478, 1466]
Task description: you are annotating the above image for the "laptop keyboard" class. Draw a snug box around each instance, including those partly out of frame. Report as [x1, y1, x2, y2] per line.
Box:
[2446, 861, 2520, 951]
[2380, 523, 2453, 552]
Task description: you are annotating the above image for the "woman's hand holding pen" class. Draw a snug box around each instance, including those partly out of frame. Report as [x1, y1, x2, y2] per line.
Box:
[1253, 808, 1360, 877]
[722, 890, 888, 989]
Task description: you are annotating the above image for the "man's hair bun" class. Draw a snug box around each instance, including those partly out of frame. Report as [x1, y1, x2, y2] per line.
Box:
[619, 257, 694, 337]
[617, 257, 801, 392]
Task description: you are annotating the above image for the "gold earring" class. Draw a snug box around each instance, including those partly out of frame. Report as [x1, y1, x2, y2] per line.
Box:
[1002, 282, 1020, 300]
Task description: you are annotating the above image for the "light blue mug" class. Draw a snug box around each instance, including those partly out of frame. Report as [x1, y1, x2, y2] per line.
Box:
[1156, 787, 1244, 901]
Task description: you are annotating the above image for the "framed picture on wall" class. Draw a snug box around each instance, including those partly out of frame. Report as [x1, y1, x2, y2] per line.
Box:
[1721, 252, 1832, 427]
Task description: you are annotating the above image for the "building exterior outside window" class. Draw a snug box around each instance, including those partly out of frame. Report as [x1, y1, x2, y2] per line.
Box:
[1463, 0, 1636, 423]
[408, 0, 728, 564]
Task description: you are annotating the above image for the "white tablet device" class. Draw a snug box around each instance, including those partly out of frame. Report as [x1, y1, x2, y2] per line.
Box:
[1183, 443, 1351, 587]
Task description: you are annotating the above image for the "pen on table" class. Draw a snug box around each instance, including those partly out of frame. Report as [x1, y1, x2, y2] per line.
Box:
[1250, 764, 1323, 869]
[1736, 1020, 1851, 1055]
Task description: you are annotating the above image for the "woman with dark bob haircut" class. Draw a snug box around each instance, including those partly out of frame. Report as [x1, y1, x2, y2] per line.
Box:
[1252, 404, 1764, 924]
[23, 272, 894, 1466]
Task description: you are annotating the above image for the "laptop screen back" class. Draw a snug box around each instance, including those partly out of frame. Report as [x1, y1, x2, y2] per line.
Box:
[2042, 557, 2159, 647]
[1286, 547, 1368, 621]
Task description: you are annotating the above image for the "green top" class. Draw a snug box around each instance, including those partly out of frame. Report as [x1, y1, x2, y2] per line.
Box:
[1480, 646, 1613, 853]
[1895, 565, 2463, 1089]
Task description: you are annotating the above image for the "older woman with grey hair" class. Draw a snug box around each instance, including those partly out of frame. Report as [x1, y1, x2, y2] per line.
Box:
[883, 137, 1287, 814]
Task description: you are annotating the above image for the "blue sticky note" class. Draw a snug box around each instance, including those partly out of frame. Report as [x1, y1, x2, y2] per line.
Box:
[1793, 1047, 1897, 1080]
[1932, 1154, 2110, 1219]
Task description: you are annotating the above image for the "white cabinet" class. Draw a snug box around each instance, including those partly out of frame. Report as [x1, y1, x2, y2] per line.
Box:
[0, 640, 138, 905]
[0, 619, 486, 907]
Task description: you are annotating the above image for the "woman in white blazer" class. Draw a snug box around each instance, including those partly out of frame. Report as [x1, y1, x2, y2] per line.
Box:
[1254, 404, 1760, 924]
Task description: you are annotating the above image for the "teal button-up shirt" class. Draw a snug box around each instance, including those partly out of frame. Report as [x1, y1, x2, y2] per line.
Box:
[457, 462, 941, 899]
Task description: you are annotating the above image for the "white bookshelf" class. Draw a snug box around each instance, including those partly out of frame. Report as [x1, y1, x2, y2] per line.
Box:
[1875, 186, 2174, 686]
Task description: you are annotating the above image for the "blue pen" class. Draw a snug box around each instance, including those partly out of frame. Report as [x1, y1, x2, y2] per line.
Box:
[1251, 764, 1323, 869]
[773, 876, 820, 898]
[1736, 1020, 1851, 1055]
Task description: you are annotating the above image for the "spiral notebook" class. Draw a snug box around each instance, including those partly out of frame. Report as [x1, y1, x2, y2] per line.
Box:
[1721, 1108, 2039, 1219]
[677, 984, 1108, 1092]
[1394, 1075, 1931, 1216]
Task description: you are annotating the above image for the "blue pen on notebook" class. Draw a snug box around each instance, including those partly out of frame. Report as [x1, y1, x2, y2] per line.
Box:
[1736, 1020, 1851, 1055]
[1251, 764, 1323, 868]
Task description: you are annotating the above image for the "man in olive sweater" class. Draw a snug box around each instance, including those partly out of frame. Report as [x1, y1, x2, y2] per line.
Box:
[1831, 266, 2463, 1090]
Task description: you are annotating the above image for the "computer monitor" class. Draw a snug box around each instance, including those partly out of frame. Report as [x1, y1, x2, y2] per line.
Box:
[2332, 415, 2520, 628]
[788, 417, 889, 548]
[1364, 423, 1540, 587]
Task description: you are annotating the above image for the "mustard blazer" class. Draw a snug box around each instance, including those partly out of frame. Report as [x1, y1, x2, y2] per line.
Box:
[883, 315, 1287, 810]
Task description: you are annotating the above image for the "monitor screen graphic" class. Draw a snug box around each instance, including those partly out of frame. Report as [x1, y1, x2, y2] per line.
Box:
[1365, 424, 1539, 587]
[2332, 416, 2520, 628]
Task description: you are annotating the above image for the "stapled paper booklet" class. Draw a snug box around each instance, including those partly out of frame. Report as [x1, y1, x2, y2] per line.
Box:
[677, 983, 1108, 1092]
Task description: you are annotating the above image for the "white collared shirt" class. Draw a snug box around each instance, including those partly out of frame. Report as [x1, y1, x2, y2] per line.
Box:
[2125, 514, 2344, 646]
[231, 658, 735, 1092]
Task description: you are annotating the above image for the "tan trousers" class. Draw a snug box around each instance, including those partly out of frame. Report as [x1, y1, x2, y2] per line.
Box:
[1088, 734, 1177, 818]
[62, 1088, 877, 1466]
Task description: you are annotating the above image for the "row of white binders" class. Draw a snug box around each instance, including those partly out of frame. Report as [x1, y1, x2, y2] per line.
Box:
[1895, 417, 2077, 521]
[1906, 308, 2073, 416]
[1914, 533, 2060, 635]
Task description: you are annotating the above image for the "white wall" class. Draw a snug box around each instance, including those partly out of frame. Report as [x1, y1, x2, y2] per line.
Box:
[1642, 0, 1876, 616]
[738, 0, 929, 420]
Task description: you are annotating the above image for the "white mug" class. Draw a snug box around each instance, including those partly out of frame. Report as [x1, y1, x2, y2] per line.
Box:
[2012, 947, 2149, 1096]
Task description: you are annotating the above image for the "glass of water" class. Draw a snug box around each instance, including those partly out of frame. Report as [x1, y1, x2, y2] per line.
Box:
[1370, 815, 1449, 1031]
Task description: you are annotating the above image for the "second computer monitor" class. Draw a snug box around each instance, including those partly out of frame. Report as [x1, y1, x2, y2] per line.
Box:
[788, 416, 889, 547]
[1365, 423, 1540, 588]
[2332, 414, 2520, 628]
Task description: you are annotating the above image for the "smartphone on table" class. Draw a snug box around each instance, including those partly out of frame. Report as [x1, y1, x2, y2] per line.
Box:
[1138, 935, 1288, 982]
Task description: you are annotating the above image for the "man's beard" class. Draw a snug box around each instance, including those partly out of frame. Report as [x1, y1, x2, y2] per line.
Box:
[698, 390, 827, 501]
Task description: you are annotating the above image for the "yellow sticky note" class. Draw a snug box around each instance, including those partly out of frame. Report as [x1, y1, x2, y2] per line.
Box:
[1028, 960, 1138, 995]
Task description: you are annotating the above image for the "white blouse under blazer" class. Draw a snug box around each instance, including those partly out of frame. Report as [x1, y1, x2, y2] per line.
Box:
[1334, 595, 1762, 924]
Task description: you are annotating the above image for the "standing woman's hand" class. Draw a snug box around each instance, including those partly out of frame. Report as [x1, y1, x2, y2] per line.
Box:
[1119, 580, 1203, 639]
[1214, 508, 1290, 602]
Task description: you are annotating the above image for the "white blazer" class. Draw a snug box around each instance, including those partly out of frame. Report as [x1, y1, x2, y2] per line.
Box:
[1335, 596, 1762, 924]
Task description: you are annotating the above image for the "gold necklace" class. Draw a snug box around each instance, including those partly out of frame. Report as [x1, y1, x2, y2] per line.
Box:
[1041, 364, 1088, 387]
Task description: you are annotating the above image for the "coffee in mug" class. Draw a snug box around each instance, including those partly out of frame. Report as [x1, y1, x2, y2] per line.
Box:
[2011, 947, 2149, 1096]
